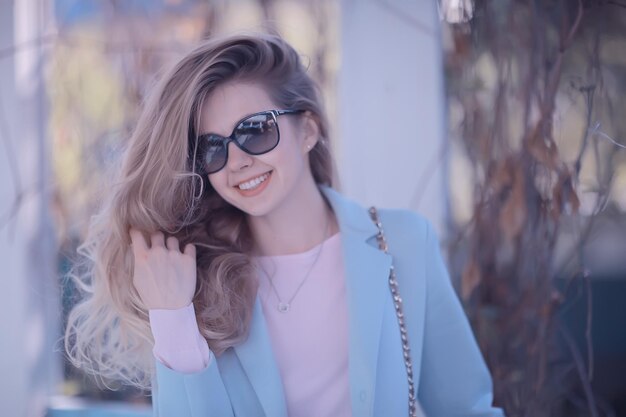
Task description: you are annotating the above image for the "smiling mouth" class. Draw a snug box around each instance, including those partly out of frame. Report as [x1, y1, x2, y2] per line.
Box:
[235, 171, 272, 191]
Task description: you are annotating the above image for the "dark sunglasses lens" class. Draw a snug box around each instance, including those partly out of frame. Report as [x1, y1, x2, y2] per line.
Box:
[200, 136, 227, 173]
[234, 113, 278, 154]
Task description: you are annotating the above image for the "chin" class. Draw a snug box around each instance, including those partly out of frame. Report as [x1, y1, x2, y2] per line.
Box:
[224, 188, 282, 218]
[235, 198, 281, 218]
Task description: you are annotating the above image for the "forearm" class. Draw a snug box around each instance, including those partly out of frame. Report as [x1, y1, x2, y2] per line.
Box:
[149, 302, 211, 373]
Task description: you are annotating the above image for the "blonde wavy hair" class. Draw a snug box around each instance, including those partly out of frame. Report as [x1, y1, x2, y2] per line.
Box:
[64, 33, 334, 390]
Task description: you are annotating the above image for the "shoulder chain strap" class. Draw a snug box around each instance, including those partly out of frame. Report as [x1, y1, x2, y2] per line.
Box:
[368, 206, 417, 417]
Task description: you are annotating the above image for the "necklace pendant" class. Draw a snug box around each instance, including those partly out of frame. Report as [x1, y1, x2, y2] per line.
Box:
[278, 302, 290, 313]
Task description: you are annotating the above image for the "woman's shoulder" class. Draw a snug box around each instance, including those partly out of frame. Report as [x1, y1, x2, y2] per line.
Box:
[375, 207, 436, 250]
[321, 186, 437, 246]
[376, 207, 432, 231]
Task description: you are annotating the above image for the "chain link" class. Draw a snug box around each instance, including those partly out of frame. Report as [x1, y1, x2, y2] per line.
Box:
[368, 207, 417, 417]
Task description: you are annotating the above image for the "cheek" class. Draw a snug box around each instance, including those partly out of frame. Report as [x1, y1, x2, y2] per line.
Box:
[274, 137, 307, 170]
[207, 172, 229, 195]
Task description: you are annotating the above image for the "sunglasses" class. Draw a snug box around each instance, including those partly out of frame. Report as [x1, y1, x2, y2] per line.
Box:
[193, 109, 305, 175]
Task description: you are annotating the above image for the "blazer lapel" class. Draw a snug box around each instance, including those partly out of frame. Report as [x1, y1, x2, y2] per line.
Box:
[322, 186, 393, 416]
[233, 297, 288, 417]
[232, 186, 391, 417]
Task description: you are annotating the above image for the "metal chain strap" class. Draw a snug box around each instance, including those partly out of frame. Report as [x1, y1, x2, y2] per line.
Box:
[368, 206, 417, 417]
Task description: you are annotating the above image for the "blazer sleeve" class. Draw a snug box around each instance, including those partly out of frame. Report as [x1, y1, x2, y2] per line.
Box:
[152, 355, 234, 417]
[417, 220, 505, 417]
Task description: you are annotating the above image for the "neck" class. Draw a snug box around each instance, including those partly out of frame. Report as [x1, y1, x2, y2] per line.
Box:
[247, 178, 338, 256]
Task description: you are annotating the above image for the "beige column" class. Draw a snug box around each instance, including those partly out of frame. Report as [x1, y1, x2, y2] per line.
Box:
[338, 0, 447, 234]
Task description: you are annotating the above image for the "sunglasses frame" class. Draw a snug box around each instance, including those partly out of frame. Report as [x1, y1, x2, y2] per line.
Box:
[194, 109, 305, 175]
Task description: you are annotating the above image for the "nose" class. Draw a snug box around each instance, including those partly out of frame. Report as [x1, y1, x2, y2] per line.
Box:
[226, 141, 253, 171]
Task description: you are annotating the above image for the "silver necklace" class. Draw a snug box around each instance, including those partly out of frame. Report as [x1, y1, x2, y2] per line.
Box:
[260, 214, 330, 313]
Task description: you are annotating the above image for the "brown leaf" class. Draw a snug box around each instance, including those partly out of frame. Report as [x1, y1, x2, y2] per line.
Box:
[489, 158, 513, 193]
[499, 166, 527, 241]
[526, 123, 559, 169]
[462, 259, 482, 301]
[552, 171, 580, 217]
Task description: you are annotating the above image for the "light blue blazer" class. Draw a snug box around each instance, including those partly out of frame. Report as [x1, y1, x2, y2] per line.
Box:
[152, 186, 505, 417]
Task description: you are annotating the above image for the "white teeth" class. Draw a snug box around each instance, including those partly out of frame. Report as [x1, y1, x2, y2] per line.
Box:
[237, 172, 270, 190]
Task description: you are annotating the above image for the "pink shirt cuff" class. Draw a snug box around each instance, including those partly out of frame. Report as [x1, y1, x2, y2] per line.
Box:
[148, 302, 212, 373]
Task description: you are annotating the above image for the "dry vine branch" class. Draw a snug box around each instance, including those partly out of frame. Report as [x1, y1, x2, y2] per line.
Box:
[444, 0, 625, 415]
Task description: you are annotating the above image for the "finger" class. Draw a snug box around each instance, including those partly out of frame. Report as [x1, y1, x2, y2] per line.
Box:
[150, 232, 165, 248]
[129, 228, 148, 252]
[183, 243, 196, 258]
[166, 236, 180, 252]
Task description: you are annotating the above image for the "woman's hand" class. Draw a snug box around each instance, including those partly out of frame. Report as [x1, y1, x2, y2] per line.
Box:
[129, 228, 197, 310]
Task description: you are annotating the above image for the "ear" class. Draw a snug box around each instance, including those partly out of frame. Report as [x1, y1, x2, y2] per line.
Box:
[300, 111, 321, 154]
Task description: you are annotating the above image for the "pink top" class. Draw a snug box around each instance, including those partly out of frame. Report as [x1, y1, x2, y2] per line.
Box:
[148, 232, 352, 417]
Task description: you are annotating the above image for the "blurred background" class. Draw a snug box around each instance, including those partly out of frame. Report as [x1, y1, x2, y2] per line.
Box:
[1, 0, 625, 416]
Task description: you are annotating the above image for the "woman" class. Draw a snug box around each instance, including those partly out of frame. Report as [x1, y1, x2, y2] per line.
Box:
[65, 33, 505, 417]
